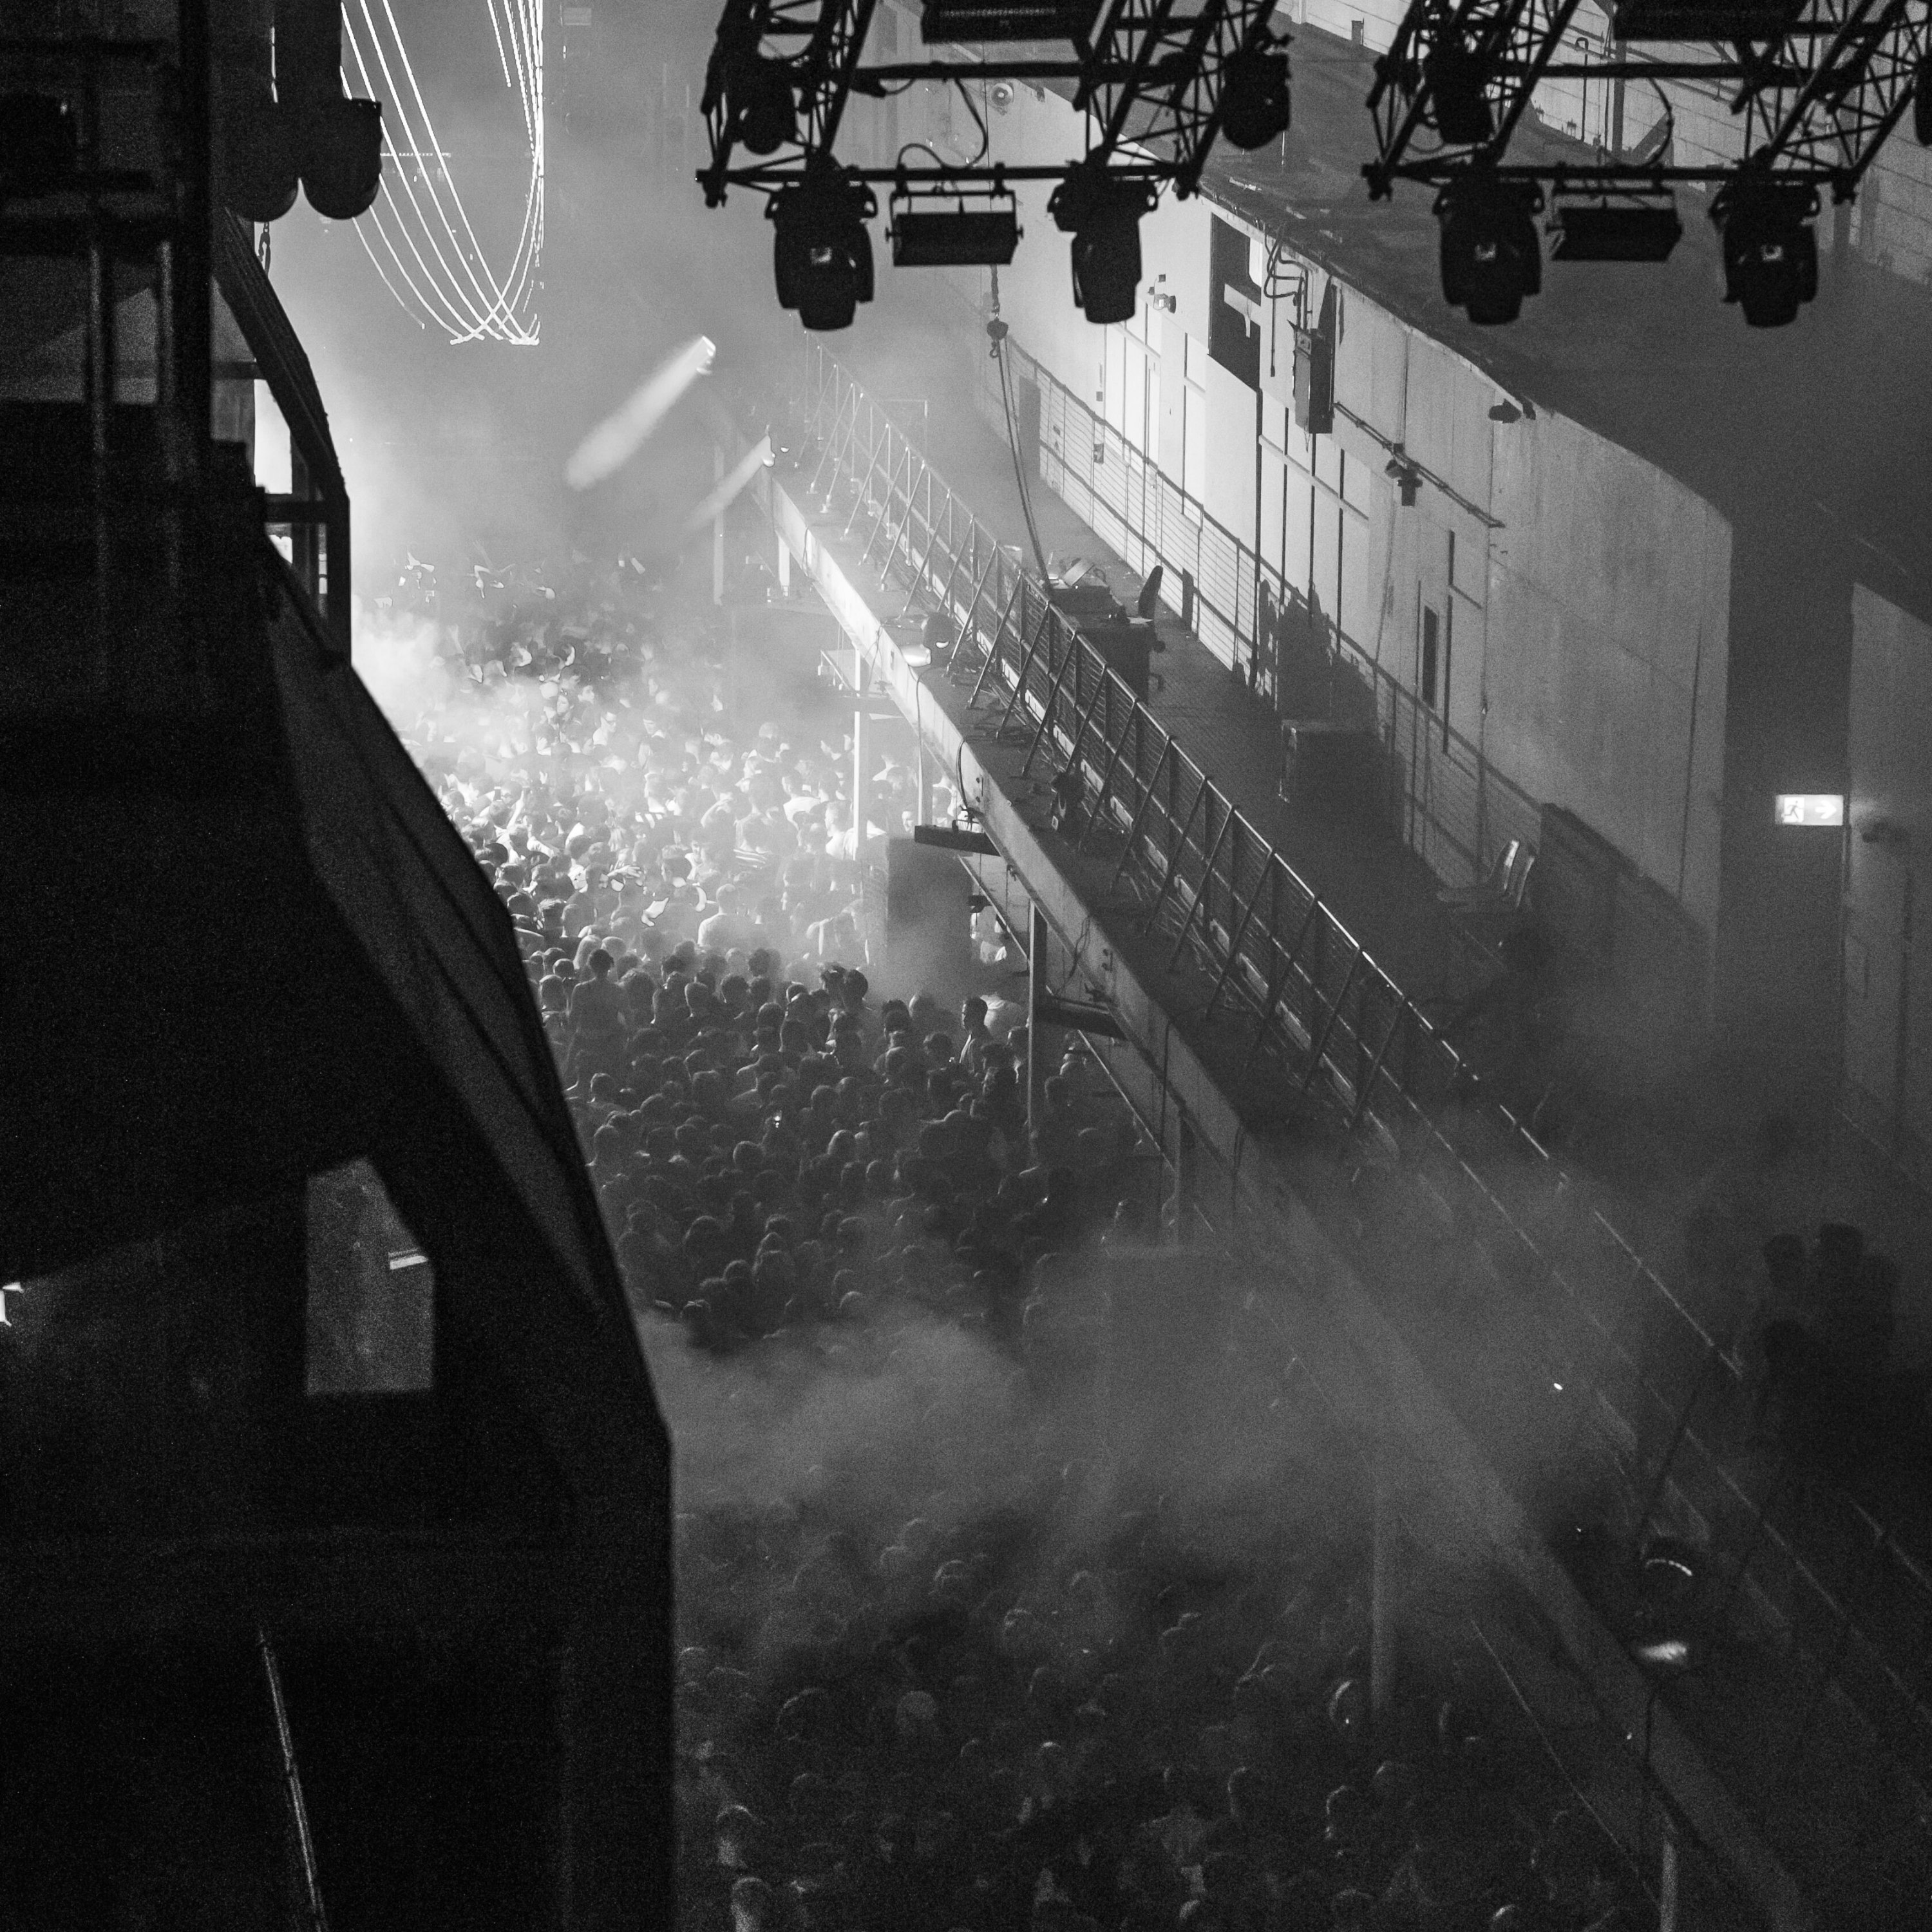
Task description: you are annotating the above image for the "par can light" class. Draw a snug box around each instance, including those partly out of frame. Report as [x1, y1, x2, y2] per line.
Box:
[888, 193, 1021, 266]
[1549, 196, 1683, 261]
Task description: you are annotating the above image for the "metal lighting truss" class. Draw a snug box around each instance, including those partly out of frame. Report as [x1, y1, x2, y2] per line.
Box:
[696, 0, 1285, 207]
[1363, 0, 1932, 204]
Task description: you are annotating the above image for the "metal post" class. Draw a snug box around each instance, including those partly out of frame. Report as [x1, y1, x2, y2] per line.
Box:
[965, 573, 1024, 706]
[1074, 680, 1135, 857]
[993, 598, 1057, 739]
[1168, 797, 1236, 973]
[1300, 950, 1363, 1095]
[85, 216, 115, 666]
[1052, 658, 1115, 800]
[1254, 887, 1324, 1054]
[1021, 628, 1084, 776]
[175, 0, 213, 469]
[1206, 848, 1275, 1016]
[1371, 1439, 1398, 1740]
[1140, 773, 1209, 936]
[711, 443, 726, 603]
[1349, 994, 1412, 1132]
[1109, 729, 1176, 896]
[1175, 1117, 1198, 1245]
[852, 701, 872, 869]
[1028, 903, 1051, 1135]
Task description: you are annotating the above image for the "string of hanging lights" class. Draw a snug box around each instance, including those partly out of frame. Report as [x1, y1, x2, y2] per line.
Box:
[341, 0, 546, 345]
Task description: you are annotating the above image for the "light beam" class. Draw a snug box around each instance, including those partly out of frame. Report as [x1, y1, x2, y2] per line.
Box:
[682, 435, 774, 535]
[564, 336, 718, 492]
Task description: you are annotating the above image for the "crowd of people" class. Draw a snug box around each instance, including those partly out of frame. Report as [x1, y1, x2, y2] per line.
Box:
[389, 548, 1644, 1931]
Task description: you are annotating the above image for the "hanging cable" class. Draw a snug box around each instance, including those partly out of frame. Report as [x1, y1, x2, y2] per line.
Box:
[996, 335, 1053, 582]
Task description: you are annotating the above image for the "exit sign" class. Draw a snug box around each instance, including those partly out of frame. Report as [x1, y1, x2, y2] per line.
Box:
[1774, 794, 1845, 827]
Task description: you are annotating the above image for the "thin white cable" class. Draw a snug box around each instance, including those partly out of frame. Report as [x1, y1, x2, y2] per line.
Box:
[372, 0, 529, 334]
[343, 8, 502, 337]
[485, 0, 514, 93]
[352, 202, 429, 327]
[342, 0, 544, 344]
[350, 2, 509, 337]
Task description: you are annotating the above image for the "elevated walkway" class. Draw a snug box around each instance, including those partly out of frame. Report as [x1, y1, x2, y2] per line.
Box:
[761, 353, 1932, 1929]
[840, 276, 1452, 999]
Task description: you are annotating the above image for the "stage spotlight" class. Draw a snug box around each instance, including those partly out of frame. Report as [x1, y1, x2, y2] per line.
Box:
[1435, 175, 1542, 324]
[1049, 165, 1154, 325]
[1219, 39, 1293, 151]
[734, 55, 798, 155]
[771, 164, 876, 332]
[1714, 180, 1817, 328]
[1425, 36, 1494, 146]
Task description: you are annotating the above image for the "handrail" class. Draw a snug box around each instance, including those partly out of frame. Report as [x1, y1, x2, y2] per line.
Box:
[797, 342, 1932, 1857]
[212, 209, 351, 656]
[999, 333, 1549, 896]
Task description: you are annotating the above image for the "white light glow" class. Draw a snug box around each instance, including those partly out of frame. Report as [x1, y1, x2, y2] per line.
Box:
[565, 337, 718, 491]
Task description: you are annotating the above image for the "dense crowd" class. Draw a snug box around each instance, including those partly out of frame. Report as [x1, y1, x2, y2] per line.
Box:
[397, 551, 1645, 1931]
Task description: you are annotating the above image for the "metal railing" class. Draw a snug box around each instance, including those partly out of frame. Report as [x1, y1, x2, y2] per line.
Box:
[213, 209, 351, 655]
[796, 343, 1932, 1898]
[995, 334, 1548, 901]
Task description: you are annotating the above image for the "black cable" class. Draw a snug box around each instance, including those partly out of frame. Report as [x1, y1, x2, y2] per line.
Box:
[955, 78, 990, 167]
[995, 333, 1053, 582]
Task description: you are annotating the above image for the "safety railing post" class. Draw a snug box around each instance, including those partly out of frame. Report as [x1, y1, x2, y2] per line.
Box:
[1300, 948, 1365, 1096]
[1349, 992, 1412, 1132]
[1168, 797, 1237, 974]
[1111, 728, 1174, 896]
[1052, 654, 1116, 801]
[1255, 884, 1323, 1056]
[1075, 685, 1136, 857]
[1021, 626, 1085, 775]
[1141, 772, 1209, 937]
[967, 573, 1023, 706]
[1206, 824, 1272, 1016]
[995, 596, 1056, 738]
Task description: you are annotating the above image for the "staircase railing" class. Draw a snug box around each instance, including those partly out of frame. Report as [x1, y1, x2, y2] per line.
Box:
[796, 341, 1932, 1883]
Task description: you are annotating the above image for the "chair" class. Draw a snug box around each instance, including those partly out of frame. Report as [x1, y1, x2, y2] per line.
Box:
[1438, 838, 1520, 908]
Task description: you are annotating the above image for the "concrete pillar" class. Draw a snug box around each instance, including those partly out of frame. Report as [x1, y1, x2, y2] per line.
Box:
[1027, 903, 1050, 1134]
[852, 702, 872, 867]
[1175, 1116, 1198, 1245]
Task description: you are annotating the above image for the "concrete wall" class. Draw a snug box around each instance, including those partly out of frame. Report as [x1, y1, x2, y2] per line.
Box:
[911, 73, 1732, 957]
[1486, 410, 1730, 924]
[1844, 587, 1932, 1178]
